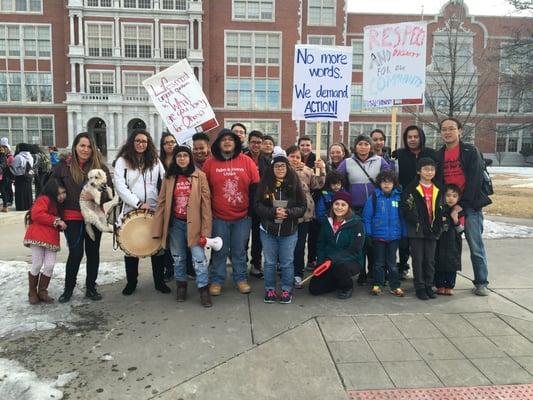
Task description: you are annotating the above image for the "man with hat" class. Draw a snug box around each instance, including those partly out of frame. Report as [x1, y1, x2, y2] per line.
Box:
[203, 129, 260, 296]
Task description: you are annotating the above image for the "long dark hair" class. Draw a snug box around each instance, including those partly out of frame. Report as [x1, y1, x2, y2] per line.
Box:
[25, 178, 65, 226]
[70, 132, 105, 185]
[256, 158, 304, 204]
[115, 129, 159, 172]
[159, 132, 176, 167]
[165, 145, 195, 178]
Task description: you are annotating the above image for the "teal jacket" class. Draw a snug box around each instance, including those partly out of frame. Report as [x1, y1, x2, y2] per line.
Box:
[317, 215, 365, 268]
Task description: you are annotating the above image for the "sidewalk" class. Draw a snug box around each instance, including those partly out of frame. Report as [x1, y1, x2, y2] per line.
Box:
[1, 215, 533, 399]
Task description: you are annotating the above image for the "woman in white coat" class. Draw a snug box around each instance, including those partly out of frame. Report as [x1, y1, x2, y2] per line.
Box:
[113, 129, 171, 295]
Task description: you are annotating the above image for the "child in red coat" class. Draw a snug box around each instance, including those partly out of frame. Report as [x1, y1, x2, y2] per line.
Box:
[23, 179, 67, 304]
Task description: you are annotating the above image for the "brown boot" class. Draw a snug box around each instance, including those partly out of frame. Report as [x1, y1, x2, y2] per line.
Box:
[1, 207, 7, 212]
[37, 273, 54, 303]
[28, 272, 40, 305]
[176, 281, 187, 302]
[199, 286, 212, 308]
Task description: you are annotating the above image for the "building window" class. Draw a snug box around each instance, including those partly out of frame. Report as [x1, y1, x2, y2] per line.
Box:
[226, 31, 280, 65]
[87, 0, 112, 6]
[123, 72, 152, 100]
[425, 85, 475, 114]
[349, 122, 399, 147]
[496, 125, 532, 153]
[88, 71, 114, 94]
[0, 0, 42, 12]
[307, 35, 335, 46]
[0, 25, 50, 58]
[233, 0, 274, 21]
[351, 84, 362, 112]
[226, 78, 279, 110]
[498, 82, 533, 114]
[305, 122, 330, 150]
[123, 0, 152, 8]
[308, 0, 335, 26]
[87, 23, 113, 57]
[432, 34, 474, 73]
[162, 25, 188, 60]
[0, 115, 54, 146]
[0, 72, 51, 102]
[225, 119, 280, 143]
[123, 24, 152, 58]
[161, 0, 187, 10]
[351, 39, 363, 70]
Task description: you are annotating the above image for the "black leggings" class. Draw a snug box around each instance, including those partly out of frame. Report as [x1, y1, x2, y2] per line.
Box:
[64, 220, 102, 291]
[309, 261, 362, 295]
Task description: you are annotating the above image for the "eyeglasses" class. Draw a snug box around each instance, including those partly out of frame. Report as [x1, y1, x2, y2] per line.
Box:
[441, 127, 458, 133]
[273, 164, 287, 169]
[134, 139, 148, 144]
[164, 140, 176, 145]
[249, 140, 263, 145]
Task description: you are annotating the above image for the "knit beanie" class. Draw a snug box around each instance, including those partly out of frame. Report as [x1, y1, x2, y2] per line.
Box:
[332, 191, 352, 205]
[353, 134, 372, 147]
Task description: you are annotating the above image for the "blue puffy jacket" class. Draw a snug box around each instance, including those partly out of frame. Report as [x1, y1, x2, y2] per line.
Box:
[362, 187, 405, 241]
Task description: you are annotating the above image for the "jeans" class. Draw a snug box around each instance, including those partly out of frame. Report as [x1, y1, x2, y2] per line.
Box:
[373, 240, 400, 290]
[210, 217, 251, 285]
[464, 208, 489, 287]
[261, 230, 298, 292]
[63, 220, 102, 291]
[168, 218, 208, 288]
[293, 221, 310, 278]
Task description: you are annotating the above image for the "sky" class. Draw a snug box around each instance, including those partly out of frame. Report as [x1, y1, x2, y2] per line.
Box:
[347, 0, 529, 16]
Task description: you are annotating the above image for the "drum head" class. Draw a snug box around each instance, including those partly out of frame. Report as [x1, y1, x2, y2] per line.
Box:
[117, 210, 161, 258]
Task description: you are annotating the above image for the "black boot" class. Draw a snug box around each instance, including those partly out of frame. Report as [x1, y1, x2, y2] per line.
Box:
[58, 287, 74, 303]
[416, 288, 429, 300]
[426, 286, 436, 299]
[85, 286, 102, 301]
[152, 255, 171, 293]
[122, 264, 138, 296]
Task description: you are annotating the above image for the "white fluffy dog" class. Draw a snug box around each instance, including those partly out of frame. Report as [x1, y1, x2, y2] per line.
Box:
[80, 169, 114, 241]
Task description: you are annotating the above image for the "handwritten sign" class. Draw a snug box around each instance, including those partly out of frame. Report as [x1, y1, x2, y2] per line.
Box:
[363, 21, 427, 108]
[292, 45, 353, 121]
[143, 60, 218, 143]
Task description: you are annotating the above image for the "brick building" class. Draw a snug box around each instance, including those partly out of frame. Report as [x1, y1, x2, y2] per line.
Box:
[1, 0, 531, 164]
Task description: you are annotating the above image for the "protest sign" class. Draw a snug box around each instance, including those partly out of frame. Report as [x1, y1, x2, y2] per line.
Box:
[292, 45, 353, 122]
[362, 21, 427, 108]
[143, 59, 218, 143]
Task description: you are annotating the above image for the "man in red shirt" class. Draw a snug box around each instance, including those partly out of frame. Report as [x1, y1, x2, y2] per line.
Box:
[203, 129, 260, 296]
[436, 118, 492, 296]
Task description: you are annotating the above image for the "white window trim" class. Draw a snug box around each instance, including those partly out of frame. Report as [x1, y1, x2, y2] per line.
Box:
[0, 71, 53, 104]
[0, 23, 51, 59]
[85, 0, 113, 7]
[348, 122, 401, 144]
[430, 32, 475, 73]
[232, 0, 275, 22]
[307, 34, 336, 45]
[121, 22, 154, 59]
[160, 0, 189, 11]
[0, 114, 55, 145]
[86, 69, 116, 94]
[122, 70, 153, 98]
[495, 123, 526, 153]
[160, 23, 189, 60]
[85, 21, 114, 58]
[307, 0, 336, 27]
[122, 0, 153, 8]
[224, 118, 282, 143]
[0, 0, 42, 14]
[351, 38, 363, 71]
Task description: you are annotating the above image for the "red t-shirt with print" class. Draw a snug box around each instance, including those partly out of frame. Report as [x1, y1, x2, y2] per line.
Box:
[173, 175, 191, 219]
[421, 183, 434, 223]
[443, 145, 466, 193]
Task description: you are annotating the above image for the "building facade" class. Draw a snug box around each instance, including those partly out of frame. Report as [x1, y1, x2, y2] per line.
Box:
[1, 0, 531, 164]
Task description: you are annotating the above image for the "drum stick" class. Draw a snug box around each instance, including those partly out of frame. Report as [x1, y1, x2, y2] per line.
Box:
[300, 260, 332, 285]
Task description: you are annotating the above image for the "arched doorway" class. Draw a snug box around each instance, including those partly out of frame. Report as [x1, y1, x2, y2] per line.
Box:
[87, 117, 107, 158]
[127, 119, 147, 136]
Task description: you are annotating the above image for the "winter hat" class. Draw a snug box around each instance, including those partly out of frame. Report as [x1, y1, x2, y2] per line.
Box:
[353, 134, 372, 147]
[172, 145, 195, 175]
[272, 146, 286, 161]
[332, 191, 352, 205]
[0, 137, 10, 152]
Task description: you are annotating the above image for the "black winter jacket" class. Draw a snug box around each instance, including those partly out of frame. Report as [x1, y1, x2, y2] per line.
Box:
[435, 141, 491, 210]
[436, 207, 463, 273]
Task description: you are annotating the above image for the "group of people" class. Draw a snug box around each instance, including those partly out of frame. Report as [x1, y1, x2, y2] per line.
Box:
[22, 116, 492, 308]
[0, 136, 59, 213]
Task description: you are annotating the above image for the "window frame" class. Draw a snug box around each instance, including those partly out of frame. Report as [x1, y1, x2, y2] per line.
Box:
[86, 69, 115, 95]
[224, 118, 281, 143]
[160, 24, 189, 60]
[232, 0, 275, 22]
[0, 0, 42, 13]
[122, 70, 153, 99]
[307, 34, 335, 46]
[85, 21, 114, 58]
[121, 22, 153, 59]
[307, 0, 336, 27]
[0, 114, 55, 146]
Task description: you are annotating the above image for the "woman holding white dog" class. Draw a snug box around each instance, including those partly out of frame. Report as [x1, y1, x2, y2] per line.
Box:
[51, 132, 113, 303]
[114, 129, 171, 296]
[152, 145, 213, 307]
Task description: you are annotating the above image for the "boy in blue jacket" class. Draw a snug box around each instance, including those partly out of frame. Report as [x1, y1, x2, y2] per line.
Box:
[363, 170, 405, 297]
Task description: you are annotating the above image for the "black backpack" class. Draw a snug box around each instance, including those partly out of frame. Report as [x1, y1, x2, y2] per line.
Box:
[479, 151, 494, 196]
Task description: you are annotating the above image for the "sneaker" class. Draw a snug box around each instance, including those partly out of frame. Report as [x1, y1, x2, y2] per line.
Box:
[390, 288, 405, 297]
[305, 261, 316, 272]
[426, 287, 437, 299]
[264, 289, 277, 303]
[337, 288, 353, 299]
[473, 286, 489, 296]
[279, 290, 292, 304]
[445, 288, 454, 296]
[294, 276, 303, 289]
[436, 287, 446, 295]
[371, 285, 381, 295]
[250, 266, 264, 280]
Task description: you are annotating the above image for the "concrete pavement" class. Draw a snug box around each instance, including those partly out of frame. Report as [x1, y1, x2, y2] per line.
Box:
[1, 211, 533, 399]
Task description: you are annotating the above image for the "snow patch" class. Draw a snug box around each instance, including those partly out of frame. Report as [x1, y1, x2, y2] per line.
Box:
[0, 260, 124, 338]
[55, 371, 79, 388]
[0, 358, 63, 399]
[484, 220, 533, 239]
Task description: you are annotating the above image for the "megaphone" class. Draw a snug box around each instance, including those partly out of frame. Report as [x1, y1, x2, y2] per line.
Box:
[198, 236, 223, 252]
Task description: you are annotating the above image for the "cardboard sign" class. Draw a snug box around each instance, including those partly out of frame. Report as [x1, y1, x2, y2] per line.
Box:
[363, 21, 427, 108]
[143, 59, 218, 143]
[292, 45, 353, 121]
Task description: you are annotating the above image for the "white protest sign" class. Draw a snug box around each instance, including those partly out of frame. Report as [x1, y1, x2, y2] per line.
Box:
[363, 21, 427, 108]
[292, 45, 353, 121]
[143, 59, 218, 143]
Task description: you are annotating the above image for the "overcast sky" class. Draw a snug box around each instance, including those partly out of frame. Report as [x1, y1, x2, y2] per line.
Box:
[347, 0, 529, 16]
